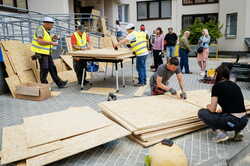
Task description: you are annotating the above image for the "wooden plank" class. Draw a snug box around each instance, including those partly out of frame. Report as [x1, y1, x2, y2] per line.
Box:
[0, 44, 15, 76]
[65, 37, 73, 52]
[69, 48, 133, 59]
[81, 87, 124, 96]
[60, 55, 74, 70]
[139, 121, 205, 142]
[58, 70, 77, 83]
[29, 59, 40, 82]
[98, 96, 201, 132]
[103, 37, 114, 48]
[5, 75, 21, 98]
[100, 18, 108, 35]
[16, 161, 27, 166]
[23, 107, 112, 147]
[18, 70, 37, 83]
[91, 9, 101, 16]
[51, 91, 61, 97]
[133, 81, 149, 97]
[26, 123, 130, 166]
[1, 125, 61, 165]
[15, 84, 40, 96]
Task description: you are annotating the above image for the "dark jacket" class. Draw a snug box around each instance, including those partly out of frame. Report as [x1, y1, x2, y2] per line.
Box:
[164, 33, 178, 46]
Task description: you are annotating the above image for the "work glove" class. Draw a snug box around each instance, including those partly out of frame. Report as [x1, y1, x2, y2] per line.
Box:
[168, 88, 177, 95]
[180, 92, 187, 99]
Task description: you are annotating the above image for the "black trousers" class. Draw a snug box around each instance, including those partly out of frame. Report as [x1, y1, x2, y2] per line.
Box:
[153, 50, 163, 70]
[73, 59, 87, 85]
[37, 53, 63, 87]
[198, 109, 248, 132]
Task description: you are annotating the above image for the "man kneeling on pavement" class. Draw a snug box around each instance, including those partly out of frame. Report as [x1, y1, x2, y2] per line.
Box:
[71, 25, 93, 85]
[150, 57, 186, 99]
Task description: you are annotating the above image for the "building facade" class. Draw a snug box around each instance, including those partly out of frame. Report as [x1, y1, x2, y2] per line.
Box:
[0, 0, 249, 53]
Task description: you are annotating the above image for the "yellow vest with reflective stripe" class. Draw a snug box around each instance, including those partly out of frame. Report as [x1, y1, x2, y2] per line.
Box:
[31, 26, 52, 55]
[130, 31, 148, 56]
[74, 32, 87, 48]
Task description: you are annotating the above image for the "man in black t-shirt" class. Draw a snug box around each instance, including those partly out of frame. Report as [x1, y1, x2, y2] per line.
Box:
[164, 27, 178, 58]
[198, 65, 248, 143]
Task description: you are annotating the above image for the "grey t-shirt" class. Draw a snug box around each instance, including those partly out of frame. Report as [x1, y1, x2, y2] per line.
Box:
[150, 64, 181, 88]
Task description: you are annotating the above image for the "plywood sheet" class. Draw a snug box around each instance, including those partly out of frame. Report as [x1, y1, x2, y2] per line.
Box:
[58, 70, 77, 83]
[102, 37, 114, 48]
[99, 96, 201, 132]
[23, 107, 112, 147]
[51, 91, 61, 97]
[60, 55, 74, 70]
[26, 123, 130, 166]
[81, 87, 124, 96]
[18, 70, 37, 83]
[69, 48, 133, 59]
[65, 37, 73, 52]
[133, 81, 149, 97]
[29, 59, 40, 82]
[5, 75, 21, 97]
[139, 121, 205, 142]
[1, 44, 15, 76]
[1, 125, 61, 165]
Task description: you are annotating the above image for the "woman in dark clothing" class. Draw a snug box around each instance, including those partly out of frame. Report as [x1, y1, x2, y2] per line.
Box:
[198, 64, 248, 143]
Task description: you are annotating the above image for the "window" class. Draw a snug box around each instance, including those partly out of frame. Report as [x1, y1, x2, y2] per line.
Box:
[182, 0, 218, 5]
[137, 0, 172, 21]
[0, 0, 28, 12]
[118, 4, 129, 22]
[226, 13, 237, 38]
[182, 13, 218, 29]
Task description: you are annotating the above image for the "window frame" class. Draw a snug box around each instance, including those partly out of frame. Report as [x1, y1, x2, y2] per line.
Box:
[182, 0, 219, 6]
[137, 0, 172, 21]
[0, 0, 28, 13]
[118, 4, 129, 23]
[182, 13, 218, 30]
[225, 13, 238, 39]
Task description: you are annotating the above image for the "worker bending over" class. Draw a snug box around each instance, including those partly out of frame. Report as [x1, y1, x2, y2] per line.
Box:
[31, 17, 67, 88]
[198, 64, 248, 143]
[115, 24, 149, 86]
[150, 57, 186, 98]
[71, 25, 93, 85]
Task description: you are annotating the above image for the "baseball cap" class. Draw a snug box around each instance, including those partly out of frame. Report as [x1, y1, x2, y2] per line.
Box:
[125, 23, 135, 30]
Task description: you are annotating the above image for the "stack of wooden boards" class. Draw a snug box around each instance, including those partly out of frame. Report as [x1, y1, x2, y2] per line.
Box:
[0, 107, 130, 166]
[99, 90, 250, 147]
[0, 40, 77, 98]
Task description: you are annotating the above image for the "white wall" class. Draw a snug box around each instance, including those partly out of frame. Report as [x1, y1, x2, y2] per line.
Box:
[28, 0, 70, 14]
[104, 0, 118, 26]
[218, 0, 247, 51]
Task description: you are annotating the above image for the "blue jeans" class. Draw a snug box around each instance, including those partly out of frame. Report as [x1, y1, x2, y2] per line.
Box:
[166, 46, 175, 58]
[179, 48, 190, 73]
[136, 55, 147, 84]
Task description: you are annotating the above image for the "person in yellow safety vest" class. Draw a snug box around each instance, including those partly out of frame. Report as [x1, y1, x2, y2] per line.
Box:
[114, 23, 149, 86]
[31, 17, 67, 88]
[71, 25, 93, 85]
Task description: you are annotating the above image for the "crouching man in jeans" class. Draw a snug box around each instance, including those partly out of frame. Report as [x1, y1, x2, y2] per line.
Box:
[150, 57, 186, 99]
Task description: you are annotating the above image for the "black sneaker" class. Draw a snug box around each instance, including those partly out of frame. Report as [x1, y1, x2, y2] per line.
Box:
[83, 80, 90, 85]
[58, 80, 68, 88]
[134, 83, 144, 87]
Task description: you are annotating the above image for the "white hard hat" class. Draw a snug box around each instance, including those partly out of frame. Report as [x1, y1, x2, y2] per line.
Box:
[126, 23, 135, 30]
[43, 17, 55, 23]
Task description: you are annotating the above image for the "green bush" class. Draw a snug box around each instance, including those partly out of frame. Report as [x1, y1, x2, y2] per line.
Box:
[181, 18, 223, 45]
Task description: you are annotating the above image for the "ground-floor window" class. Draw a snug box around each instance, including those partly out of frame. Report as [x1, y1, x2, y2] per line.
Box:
[182, 0, 219, 5]
[0, 0, 28, 12]
[118, 4, 129, 22]
[137, 0, 172, 21]
[225, 13, 237, 39]
[182, 13, 218, 29]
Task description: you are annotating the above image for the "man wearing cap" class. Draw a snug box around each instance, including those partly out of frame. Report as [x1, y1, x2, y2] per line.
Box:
[114, 23, 149, 86]
[31, 17, 67, 88]
[71, 25, 93, 85]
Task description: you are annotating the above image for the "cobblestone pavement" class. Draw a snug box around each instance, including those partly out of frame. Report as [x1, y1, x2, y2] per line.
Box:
[1, 56, 250, 166]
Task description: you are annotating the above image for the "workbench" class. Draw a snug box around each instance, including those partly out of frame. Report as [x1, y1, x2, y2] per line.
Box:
[69, 48, 135, 92]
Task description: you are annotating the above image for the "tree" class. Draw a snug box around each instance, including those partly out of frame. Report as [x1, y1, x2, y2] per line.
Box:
[181, 18, 223, 45]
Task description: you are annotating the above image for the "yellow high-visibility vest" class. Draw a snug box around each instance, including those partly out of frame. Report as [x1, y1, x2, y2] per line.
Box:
[74, 32, 87, 48]
[130, 31, 148, 56]
[31, 26, 52, 55]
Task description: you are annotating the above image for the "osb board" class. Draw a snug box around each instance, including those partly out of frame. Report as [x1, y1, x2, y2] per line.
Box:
[133, 80, 149, 97]
[1, 125, 61, 165]
[100, 18, 108, 35]
[69, 48, 133, 59]
[81, 87, 124, 96]
[16, 161, 27, 166]
[0, 44, 15, 76]
[5, 75, 21, 98]
[91, 9, 101, 16]
[99, 96, 201, 132]
[60, 55, 74, 70]
[23, 107, 112, 147]
[110, 35, 119, 46]
[102, 37, 114, 48]
[26, 123, 130, 166]
[58, 70, 77, 83]
[53, 59, 64, 73]
[139, 121, 204, 142]
[18, 70, 37, 83]
[129, 126, 204, 148]
[65, 37, 73, 52]
[51, 91, 61, 97]
[30, 59, 40, 82]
